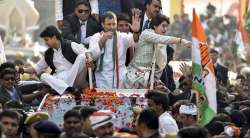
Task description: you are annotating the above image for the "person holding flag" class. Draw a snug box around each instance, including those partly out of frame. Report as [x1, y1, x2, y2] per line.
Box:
[192, 9, 217, 126]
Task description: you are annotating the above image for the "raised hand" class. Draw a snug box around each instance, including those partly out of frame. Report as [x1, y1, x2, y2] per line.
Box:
[130, 9, 141, 33]
[179, 62, 192, 77]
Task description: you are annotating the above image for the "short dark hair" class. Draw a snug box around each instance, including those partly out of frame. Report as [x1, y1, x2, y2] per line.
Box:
[211, 113, 231, 123]
[79, 107, 97, 121]
[149, 14, 170, 29]
[40, 25, 61, 40]
[0, 62, 15, 70]
[74, 0, 91, 12]
[0, 62, 16, 78]
[241, 108, 250, 127]
[117, 13, 130, 23]
[64, 110, 81, 121]
[205, 121, 225, 137]
[145, 90, 169, 111]
[0, 110, 20, 123]
[229, 110, 247, 127]
[138, 109, 159, 130]
[0, 68, 16, 78]
[144, 0, 161, 9]
[178, 125, 208, 138]
[101, 11, 117, 23]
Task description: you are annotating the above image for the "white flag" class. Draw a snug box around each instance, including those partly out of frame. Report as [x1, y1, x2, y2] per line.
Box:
[0, 37, 6, 64]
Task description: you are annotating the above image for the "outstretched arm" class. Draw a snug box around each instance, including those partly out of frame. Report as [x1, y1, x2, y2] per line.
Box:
[141, 30, 192, 48]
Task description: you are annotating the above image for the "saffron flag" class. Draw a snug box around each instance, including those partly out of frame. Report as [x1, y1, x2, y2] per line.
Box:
[192, 9, 217, 126]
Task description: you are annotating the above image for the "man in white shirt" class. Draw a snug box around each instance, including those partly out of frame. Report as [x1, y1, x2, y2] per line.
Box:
[145, 90, 179, 137]
[19, 26, 94, 95]
[89, 11, 140, 88]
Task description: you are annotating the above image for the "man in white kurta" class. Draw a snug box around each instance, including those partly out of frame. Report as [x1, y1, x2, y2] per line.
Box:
[21, 26, 98, 95]
[33, 42, 87, 95]
[89, 11, 140, 88]
[90, 32, 135, 88]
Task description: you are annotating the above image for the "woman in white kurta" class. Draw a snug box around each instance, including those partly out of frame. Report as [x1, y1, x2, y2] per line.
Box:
[125, 14, 192, 89]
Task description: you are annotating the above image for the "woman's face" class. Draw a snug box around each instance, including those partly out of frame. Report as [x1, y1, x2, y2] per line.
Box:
[154, 21, 168, 35]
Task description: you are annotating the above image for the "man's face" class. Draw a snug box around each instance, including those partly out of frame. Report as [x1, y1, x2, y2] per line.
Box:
[82, 117, 94, 136]
[0, 74, 15, 90]
[103, 18, 117, 32]
[75, 4, 90, 21]
[178, 114, 194, 127]
[146, 0, 162, 17]
[147, 99, 161, 115]
[0, 117, 19, 138]
[94, 123, 114, 138]
[63, 117, 82, 137]
[210, 52, 218, 64]
[43, 37, 57, 48]
[154, 21, 168, 35]
[117, 20, 130, 33]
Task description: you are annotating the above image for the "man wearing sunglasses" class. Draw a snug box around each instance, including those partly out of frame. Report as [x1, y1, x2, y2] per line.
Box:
[0, 62, 47, 107]
[62, 0, 101, 47]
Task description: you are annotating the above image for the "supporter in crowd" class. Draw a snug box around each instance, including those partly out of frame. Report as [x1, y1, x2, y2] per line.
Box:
[136, 109, 161, 138]
[61, 110, 86, 138]
[178, 103, 198, 127]
[90, 110, 114, 138]
[145, 90, 179, 137]
[79, 106, 97, 137]
[0, 110, 19, 138]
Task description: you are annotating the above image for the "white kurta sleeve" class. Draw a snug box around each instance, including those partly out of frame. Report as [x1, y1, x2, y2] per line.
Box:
[141, 29, 179, 45]
[71, 42, 86, 55]
[89, 33, 102, 60]
[33, 58, 48, 74]
[124, 32, 136, 49]
[89, 0, 99, 14]
[55, 0, 63, 21]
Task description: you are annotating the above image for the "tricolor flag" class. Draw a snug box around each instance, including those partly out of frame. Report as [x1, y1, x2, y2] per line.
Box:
[0, 37, 6, 64]
[192, 9, 217, 126]
[235, 0, 250, 63]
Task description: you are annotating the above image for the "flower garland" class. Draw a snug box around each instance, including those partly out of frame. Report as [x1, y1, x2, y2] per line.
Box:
[81, 88, 124, 112]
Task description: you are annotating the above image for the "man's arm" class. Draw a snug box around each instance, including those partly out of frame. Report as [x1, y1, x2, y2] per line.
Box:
[22, 89, 48, 103]
[20, 58, 48, 75]
[141, 30, 192, 48]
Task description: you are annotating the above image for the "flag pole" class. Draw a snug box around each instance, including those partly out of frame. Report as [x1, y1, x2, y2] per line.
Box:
[192, 89, 201, 123]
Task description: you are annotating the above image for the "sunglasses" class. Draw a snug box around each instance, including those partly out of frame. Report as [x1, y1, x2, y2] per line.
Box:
[78, 9, 90, 14]
[2, 77, 15, 81]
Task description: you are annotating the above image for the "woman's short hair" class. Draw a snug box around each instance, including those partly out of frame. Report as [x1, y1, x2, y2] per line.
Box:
[149, 14, 170, 29]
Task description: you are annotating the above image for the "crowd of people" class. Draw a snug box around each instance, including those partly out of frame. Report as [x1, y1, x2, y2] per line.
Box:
[0, 0, 250, 138]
